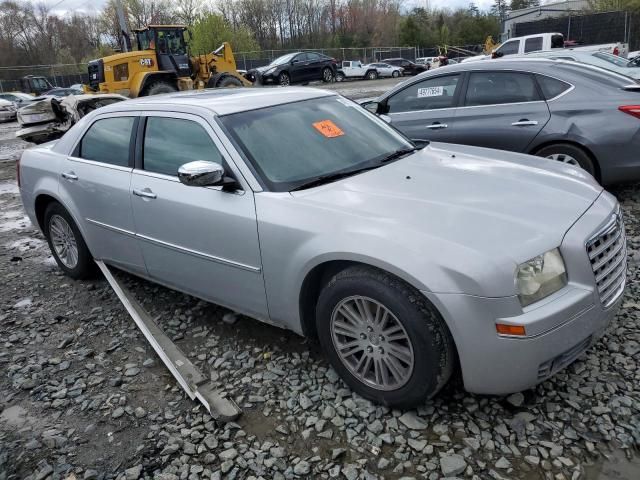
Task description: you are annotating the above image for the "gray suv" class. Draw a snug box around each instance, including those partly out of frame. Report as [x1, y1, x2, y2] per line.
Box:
[364, 59, 640, 185]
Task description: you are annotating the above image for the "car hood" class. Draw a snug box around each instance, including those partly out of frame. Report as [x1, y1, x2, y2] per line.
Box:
[291, 142, 602, 266]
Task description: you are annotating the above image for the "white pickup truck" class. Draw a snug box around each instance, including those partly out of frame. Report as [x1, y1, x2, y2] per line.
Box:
[335, 61, 380, 81]
[462, 32, 629, 63]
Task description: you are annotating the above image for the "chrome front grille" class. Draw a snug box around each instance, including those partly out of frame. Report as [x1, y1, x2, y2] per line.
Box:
[586, 210, 627, 308]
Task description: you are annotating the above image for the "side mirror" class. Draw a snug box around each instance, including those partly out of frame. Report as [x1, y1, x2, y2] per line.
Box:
[178, 161, 225, 187]
[363, 101, 379, 114]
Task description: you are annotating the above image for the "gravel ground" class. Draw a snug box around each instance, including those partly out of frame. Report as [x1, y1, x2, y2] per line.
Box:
[0, 87, 639, 480]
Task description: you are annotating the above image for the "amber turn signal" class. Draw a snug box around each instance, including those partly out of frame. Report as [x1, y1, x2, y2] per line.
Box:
[496, 324, 526, 336]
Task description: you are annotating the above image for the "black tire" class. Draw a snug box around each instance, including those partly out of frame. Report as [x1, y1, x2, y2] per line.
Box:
[315, 266, 455, 408]
[44, 202, 95, 279]
[144, 81, 178, 96]
[392, 70, 400, 78]
[366, 70, 378, 80]
[216, 75, 244, 88]
[535, 144, 596, 177]
[335, 72, 345, 82]
[278, 71, 290, 86]
[322, 67, 334, 83]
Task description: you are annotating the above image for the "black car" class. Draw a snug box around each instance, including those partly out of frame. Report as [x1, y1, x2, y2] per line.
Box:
[247, 52, 338, 86]
[381, 58, 428, 76]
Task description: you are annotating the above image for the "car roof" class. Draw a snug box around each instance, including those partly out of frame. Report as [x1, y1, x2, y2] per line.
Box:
[98, 87, 335, 116]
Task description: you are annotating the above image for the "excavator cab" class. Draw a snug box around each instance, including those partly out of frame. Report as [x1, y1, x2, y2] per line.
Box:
[134, 26, 192, 78]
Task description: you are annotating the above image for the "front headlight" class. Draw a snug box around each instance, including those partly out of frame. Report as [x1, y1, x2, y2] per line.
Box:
[516, 248, 567, 307]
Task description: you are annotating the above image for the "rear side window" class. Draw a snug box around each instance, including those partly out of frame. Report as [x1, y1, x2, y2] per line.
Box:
[79, 117, 134, 167]
[387, 74, 461, 113]
[524, 37, 543, 53]
[465, 72, 541, 106]
[143, 117, 224, 176]
[496, 40, 519, 56]
[536, 75, 572, 99]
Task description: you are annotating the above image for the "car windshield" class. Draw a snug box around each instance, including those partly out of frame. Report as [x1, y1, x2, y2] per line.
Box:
[220, 96, 414, 192]
[270, 53, 297, 66]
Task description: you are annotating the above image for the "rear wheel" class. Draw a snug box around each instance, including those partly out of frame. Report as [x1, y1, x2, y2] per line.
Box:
[366, 70, 378, 80]
[315, 266, 455, 408]
[322, 67, 334, 83]
[216, 75, 244, 88]
[44, 202, 95, 279]
[536, 144, 596, 177]
[278, 71, 290, 86]
[143, 81, 178, 96]
[335, 72, 345, 82]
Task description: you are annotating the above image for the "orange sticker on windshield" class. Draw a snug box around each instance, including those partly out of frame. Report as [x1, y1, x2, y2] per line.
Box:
[313, 120, 344, 138]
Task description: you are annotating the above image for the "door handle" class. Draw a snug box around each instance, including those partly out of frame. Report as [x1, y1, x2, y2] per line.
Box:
[133, 188, 157, 199]
[61, 171, 78, 181]
[511, 120, 539, 126]
[426, 123, 448, 130]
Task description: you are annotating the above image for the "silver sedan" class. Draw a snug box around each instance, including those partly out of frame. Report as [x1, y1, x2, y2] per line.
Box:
[367, 62, 403, 78]
[19, 88, 625, 407]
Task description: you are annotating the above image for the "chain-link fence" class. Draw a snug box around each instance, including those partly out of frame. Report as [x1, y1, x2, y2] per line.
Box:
[0, 63, 87, 93]
[514, 11, 638, 51]
[232, 47, 420, 70]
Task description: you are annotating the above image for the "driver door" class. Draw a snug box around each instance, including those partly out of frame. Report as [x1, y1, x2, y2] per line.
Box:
[130, 112, 268, 319]
[290, 53, 309, 83]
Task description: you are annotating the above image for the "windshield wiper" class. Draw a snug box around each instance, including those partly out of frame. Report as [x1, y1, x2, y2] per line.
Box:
[378, 146, 420, 163]
[290, 165, 380, 191]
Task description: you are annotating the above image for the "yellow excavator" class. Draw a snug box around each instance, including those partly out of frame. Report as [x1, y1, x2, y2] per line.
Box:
[85, 25, 250, 98]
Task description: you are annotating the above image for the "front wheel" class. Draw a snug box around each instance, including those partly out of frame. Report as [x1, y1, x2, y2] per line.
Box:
[322, 67, 334, 83]
[143, 81, 178, 96]
[44, 202, 95, 279]
[536, 144, 596, 177]
[278, 71, 290, 86]
[315, 266, 455, 408]
[335, 72, 345, 82]
[366, 70, 378, 80]
[392, 70, 400, 78]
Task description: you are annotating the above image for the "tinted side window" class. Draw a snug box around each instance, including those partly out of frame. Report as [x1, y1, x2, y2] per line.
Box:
[387, 75, 461, 113]
[536, 75, 572, 99]
[465, 72, 541, 106]
[307, 53, 320, 61]
[80, 117, 134, 167]
[496, 40, 519, 56]
[294, 53, 308, 62]
[143, 117, 224, 176]
[524, 37, 543, 53]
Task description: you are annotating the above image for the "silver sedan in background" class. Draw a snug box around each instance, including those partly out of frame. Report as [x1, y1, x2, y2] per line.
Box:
[524, 50, 640, 80]
[0, 99, 17, 122]
[367, 62, 403, 78]
[363, 58, 640, 185]
[19, 88, 625, 407]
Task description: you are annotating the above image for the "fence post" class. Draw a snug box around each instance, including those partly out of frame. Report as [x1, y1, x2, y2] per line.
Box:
[0, 81, 3, 93]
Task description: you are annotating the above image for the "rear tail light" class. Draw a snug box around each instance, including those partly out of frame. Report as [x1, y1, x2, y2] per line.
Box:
[16, 156, 21, 188]
[619, 105, 640, 119]
[613, 46, 620, 56]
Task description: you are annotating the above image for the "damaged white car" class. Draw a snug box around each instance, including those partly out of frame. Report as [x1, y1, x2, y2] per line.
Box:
[17, 94, 127, 144]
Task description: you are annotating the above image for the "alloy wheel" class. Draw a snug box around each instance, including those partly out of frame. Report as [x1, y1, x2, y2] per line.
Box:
[323, 68, 333, 82]
[546, 153, 580, 167]
[49, 214, 79, 269]
[279, 73, 290, 86]
[330, 296, 415, 391]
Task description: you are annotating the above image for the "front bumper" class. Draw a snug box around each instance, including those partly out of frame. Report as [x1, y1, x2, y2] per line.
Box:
[425, 191, 625, 395]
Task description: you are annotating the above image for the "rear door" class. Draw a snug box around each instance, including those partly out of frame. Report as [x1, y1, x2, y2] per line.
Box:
[58, 113, 146, 275]
[453, 70, 550, 152]
[129, 112, 268, 318]
[384, 73, 463, 142]
[305, 52, 324, 80]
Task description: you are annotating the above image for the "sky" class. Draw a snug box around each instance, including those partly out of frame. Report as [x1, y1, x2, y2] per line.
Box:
[45, 0, 498, 17]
